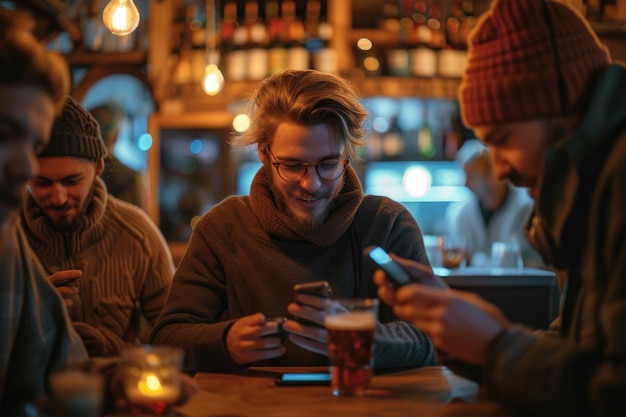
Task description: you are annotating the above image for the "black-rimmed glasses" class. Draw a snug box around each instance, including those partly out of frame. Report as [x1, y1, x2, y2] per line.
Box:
[268, 150, 349, 182]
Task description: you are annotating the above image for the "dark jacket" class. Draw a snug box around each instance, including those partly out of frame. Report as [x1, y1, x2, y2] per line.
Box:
[481, 64, 626, 417]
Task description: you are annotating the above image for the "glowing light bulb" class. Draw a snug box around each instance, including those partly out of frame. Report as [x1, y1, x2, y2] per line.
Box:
[203, 64, 225, 96]
[102, 0, 140, 36]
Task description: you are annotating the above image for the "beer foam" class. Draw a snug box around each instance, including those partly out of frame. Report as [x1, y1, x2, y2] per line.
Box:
[325, 311, 376, 330]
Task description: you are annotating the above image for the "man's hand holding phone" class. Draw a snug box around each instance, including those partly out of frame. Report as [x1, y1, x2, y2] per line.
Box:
[48, 269, 82, 309]
[225, 313, 286, 365]
[365, 246, 448, 290]
[282, 281, 331, 356]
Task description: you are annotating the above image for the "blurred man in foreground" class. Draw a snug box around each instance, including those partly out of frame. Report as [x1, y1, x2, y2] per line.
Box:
[375, 1, 626, 416]
[0, 9, 88, 413]
[0, 9, 195, 414]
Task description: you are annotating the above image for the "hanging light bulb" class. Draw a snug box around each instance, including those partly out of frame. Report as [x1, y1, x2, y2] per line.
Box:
[203, 64, 225, 96]
[202, 0, 225, 96]
[102, 0, 141, 36]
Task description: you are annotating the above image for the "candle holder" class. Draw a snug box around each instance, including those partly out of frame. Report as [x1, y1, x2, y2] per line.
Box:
[122, 345, 184, 416]
[49, 368, 104, 417]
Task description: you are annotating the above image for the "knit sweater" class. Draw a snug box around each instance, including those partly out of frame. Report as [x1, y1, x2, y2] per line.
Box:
[151, 165, 437, 371]
[1, 219, 88, 413]
[20, 177, 175, 356]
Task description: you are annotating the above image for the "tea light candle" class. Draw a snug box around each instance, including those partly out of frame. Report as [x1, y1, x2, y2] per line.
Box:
[125, 372, 180, 405]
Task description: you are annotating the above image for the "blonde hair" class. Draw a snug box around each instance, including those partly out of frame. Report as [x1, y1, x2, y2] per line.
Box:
[231, 70, 369, 161]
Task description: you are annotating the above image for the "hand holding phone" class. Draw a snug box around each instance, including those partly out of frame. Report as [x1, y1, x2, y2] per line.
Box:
[292, 281, 331, 329]
[265, 316, 288, 342]
[364, 246, 413, 287]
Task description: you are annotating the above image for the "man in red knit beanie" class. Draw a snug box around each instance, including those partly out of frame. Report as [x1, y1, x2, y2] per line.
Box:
[374, 0, 626, 416]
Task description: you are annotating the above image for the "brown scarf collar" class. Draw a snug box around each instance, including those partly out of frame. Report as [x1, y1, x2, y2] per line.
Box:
[250, 164, 364, 248]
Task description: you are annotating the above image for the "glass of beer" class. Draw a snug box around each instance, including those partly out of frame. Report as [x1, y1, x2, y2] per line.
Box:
[121, 345, 184, 415]
[438, 235, 467, 269]
[324, 298, 378, 396]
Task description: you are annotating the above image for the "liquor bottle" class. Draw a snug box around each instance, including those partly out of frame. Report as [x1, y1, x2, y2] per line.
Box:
[226, 1, 248, 81]
[304, 0, 321, 46]
[382, 116, 404, 158]
[282, 0, 310, 71]
[188, 1, 207, 89]
[411, 0, 437, 78]
[188, 0, 206, 50]
[438, 0, 465, 78]
[266, 0, 287, 75]
[313, 1, 338, 74]
[219, 0, 236, 67]
[428, 0, 445, 50]
[387, 0, 412, 76]
[244, 1, 269, 80]
[417, 102, 435, 159]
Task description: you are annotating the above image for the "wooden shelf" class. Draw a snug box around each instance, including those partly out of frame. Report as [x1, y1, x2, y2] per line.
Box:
[158, 76, 461, 115]
[350, 76, 462, 99]
[349, 29, 403, 47]
[63, 49, 147, 67]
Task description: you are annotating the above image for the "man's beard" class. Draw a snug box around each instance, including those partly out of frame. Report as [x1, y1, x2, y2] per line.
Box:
[43, 184, 95, 233]
[273, 177, 345, 228]
[46, 210, 79, 232]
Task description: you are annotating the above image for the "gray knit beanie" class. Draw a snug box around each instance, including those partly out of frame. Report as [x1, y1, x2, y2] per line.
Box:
[40, 96, 108, 160]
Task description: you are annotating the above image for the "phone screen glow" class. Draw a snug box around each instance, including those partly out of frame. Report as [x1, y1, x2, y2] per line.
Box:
[281, 373, 331, 382]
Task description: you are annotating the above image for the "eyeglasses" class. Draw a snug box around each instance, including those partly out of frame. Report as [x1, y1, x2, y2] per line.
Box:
[268, 150, 349, 182]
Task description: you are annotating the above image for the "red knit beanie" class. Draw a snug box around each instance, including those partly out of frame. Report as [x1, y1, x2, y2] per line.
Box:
[459, 0, 611, 128]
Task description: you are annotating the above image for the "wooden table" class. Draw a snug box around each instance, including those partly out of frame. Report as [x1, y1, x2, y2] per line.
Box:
[171, 366, 512, 417]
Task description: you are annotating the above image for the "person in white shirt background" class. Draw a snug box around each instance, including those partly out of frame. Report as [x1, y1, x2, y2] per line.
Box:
[443, 139, 544, 268]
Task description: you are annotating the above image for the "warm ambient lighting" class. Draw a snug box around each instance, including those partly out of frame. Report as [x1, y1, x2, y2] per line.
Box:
[203, 64, 225, 96]
[202, 0, 225, 95]
[102, 0, 141, 36]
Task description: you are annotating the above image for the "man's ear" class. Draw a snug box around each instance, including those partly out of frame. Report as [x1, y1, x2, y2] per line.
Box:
[258, 149, 267, 164]
[95, 157, 105, 176]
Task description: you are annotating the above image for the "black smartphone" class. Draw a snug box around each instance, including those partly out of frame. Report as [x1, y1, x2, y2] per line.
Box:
[364, 246, 413, 286]
[56, 277, 79, 287]
[293, 281, 330, 328]
[274, 372, 331, 386]
[293, 281, 331, 299]
[265, 316, 288, 341]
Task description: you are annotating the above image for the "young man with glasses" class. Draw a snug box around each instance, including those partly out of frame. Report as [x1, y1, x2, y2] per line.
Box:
[151, 70, 436, 371]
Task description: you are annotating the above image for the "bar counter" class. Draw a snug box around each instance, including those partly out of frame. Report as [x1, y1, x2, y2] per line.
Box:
[164, 366, 512, 417]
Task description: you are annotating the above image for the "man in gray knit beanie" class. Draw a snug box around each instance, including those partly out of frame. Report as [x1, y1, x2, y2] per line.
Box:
[39, 96, 108, 161]
[21, 95, 175, 358]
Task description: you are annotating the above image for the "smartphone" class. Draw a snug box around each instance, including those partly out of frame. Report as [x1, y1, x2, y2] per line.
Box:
[293, 281, 330, 329]
[56, 277, 79, 287]
[274, 372, 331, 386]
[293, 281, 331, 299]
[364, 246, 413, 286]
[265, 316, 288, 341]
